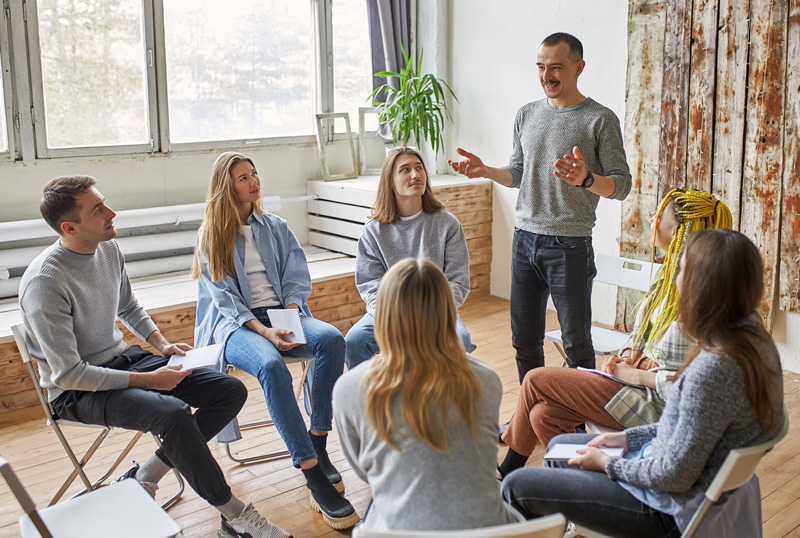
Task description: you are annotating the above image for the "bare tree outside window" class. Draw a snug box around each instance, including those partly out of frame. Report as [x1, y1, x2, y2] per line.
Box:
[163, 0, 314, 143]
[332, 0, 375, 131]
[37, 0, 149, 148]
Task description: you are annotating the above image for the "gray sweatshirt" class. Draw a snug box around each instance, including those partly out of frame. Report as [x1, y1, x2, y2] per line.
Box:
[19, 240, 158, 401]
[355, 209, 470, 314]
[606, 345, 784, 505]
[506, 98, 632, 237]
[333, 355, 520, 531]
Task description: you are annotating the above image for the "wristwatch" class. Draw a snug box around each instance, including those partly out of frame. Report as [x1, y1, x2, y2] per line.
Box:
[578, 171, 594, 189]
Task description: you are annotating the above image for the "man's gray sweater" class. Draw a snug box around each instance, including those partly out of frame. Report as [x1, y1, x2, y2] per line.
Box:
[19, 240, 157, 401]
[506, 98, 632, 237]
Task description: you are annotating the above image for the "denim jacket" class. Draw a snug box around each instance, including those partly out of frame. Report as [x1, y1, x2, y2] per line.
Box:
[194, 211, 313, 348]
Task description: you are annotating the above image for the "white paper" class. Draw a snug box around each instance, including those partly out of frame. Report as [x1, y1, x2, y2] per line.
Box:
[577, 366, 647, 389]
[166, 343, 224, 371]
[267, 309, 307, 344]
[544, 443, 624, 460]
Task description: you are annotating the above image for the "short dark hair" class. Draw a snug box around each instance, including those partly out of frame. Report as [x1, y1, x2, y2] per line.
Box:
[40, 175, 97, 234]
[541, 32, 583, 62]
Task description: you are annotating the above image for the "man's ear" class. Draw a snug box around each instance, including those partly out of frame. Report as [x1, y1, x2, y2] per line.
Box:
[575, 59, 586, 77]
[60, 220, 77, 236]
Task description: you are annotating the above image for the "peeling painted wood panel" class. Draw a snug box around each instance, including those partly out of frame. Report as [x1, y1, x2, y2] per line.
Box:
[658, 0, 693, 196]
[740, 0, 787, 330]
[779, 0, 800, 312]
[616, 0, 666, 331]
[685, 0, 718, 192]
[711, 0, 750, 228]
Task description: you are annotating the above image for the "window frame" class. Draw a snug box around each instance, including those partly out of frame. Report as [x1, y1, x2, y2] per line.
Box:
[3, 0, 368, 162]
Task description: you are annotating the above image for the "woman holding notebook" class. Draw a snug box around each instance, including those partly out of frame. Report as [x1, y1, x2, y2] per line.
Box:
[192, 152, 359, 530]
[498, 189, 732, 478]
[501, 229, 785, 538]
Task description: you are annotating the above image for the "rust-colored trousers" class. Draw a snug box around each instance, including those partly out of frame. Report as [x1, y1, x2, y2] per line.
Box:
[501, 367, 625, 456]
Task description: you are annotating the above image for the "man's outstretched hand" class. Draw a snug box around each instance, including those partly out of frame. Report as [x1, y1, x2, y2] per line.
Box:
[448, 148, 489, 179]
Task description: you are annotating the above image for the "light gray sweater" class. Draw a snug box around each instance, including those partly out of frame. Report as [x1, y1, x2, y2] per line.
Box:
[333, 355, 519, 531]
[355, 209, 469, 314]
[606, 345, 784, 505]
[506, 98, 632, 237]
[19, 240, 157, 401]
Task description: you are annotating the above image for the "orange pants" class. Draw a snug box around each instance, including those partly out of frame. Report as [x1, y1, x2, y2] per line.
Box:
[501, 367, 625, 456]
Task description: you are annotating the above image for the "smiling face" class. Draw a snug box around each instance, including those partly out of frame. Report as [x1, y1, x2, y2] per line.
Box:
[537, 42, 584, 104]
[391, 153, 427, 200]
[230, 159, 261, 205]
[66, 186, 117, 245]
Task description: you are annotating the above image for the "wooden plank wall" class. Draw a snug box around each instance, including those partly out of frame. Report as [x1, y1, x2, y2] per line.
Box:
[620, 0, 798, 331]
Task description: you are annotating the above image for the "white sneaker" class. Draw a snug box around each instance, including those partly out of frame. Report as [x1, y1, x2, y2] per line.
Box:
[219, 503, 292, 538]
[563, 521, 584, 538]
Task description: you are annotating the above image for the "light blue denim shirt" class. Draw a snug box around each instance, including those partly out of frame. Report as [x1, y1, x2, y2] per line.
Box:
[194, 211, 313, 348]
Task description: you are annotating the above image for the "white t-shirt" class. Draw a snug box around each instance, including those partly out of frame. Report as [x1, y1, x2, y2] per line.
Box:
[240, 225, 280, 309]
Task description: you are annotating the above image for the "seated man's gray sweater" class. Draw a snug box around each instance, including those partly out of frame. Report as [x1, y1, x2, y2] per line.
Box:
[19, 240, 157, 401]
[333, 355, 520, 531]
[355, 209, 469, 314]
[606, 344, 785, 505]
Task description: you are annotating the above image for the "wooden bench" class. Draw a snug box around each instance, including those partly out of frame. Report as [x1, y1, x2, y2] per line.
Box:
[0, 178, 493, 428]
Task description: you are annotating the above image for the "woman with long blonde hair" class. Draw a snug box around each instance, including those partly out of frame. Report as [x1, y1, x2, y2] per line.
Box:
[498, 189, 733, 479]
[333, 258, 522, 531]
[502, 229, 784, 538]
[344, 147, 475, 368]
[192, 152, 359, 531]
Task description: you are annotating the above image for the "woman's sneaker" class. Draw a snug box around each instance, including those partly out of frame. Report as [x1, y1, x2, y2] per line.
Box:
[218, 503, 292, 538]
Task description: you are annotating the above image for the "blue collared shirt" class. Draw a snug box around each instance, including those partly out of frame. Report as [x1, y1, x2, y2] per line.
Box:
[194, 211, 312, 348]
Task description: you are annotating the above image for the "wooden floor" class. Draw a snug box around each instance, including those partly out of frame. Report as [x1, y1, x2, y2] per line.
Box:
[0, 295, 798, 537]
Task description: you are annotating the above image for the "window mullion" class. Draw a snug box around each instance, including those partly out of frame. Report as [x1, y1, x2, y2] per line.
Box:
[142, 0, 160, 153]
[150, 0, 169, 154]
[313, 0, 334, 142]
[9, 0, 37, 161]
[1, 0, 16, 159]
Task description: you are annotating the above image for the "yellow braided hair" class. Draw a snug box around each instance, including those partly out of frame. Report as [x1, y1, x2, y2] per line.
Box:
[630, 189, 733, 355]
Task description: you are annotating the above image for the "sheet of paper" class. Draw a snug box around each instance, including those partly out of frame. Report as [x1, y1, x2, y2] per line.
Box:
[267, 309, 307, 344]
[544, 443, 624, 460]
[166, 343, 224, 371]
[577, 366, 647, 390]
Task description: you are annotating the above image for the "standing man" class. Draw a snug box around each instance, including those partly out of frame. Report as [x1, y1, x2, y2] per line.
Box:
[449, 32, 631, 380]
[19, 176, 291, 538]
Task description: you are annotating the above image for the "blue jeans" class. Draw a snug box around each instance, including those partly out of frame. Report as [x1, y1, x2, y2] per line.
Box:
[510, 229, 596, 380]
[344, 312, 476, 369]
[225, 308, 345, 466]
[501, 433, 681, 538]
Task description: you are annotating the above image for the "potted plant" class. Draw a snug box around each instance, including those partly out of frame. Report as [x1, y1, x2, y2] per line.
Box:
[368, 47, 457, 157]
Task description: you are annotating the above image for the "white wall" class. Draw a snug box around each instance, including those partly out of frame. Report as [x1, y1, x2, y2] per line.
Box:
[447, 0, 628, 327]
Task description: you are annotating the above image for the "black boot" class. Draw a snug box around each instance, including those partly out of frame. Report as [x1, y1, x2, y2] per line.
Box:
[302, 464, 359, 530]
[309, 431, 343, 492]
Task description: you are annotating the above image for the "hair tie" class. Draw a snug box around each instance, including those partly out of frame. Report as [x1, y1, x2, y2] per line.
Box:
[714, 200, 720, 212]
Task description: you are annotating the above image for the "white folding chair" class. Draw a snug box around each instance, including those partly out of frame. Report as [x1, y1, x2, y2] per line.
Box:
[221, 353, 314, 465]
[1, 456, 181, 538]
[576, 411, 790, 538]
[12, 323, 185, 509]
[545, 253, 662, 365]
[352, 514, 566, 538]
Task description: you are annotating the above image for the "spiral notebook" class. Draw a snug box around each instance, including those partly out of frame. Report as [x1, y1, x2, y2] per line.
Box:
[267, 309, 307, 344]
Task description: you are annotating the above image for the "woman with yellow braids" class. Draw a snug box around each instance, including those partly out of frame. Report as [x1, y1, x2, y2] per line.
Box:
[497, 189, 732, 479]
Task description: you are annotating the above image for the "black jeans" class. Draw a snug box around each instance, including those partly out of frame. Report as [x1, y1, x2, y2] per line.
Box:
[501, 433, 681, 538]
[51, 346, 247, 506]
[510, 229, 597, 380]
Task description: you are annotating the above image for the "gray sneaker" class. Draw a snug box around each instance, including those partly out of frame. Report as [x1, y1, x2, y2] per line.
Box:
[218, 503, 292, 538]
[114, 463, 158, 499]
[563, 521, 585, 538]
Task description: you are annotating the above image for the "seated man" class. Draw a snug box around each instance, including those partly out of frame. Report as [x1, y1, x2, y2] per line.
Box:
[19, 176, 291, 538]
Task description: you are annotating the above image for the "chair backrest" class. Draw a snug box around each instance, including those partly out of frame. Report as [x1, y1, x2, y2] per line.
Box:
[0, 457, 54, 538]
[705, 410, 790, 503]
[11, 323, 56, 422]
[352, 514, 566, 538]
[594, 254, 661, 293]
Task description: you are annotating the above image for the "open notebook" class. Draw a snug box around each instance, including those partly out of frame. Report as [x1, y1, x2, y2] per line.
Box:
[166, 343, 224, 371]
[267, 309, 308, 344]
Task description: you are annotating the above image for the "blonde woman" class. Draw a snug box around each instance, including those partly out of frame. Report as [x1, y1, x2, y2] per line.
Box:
[344, 147, 475, 368]
[498, 189, 732, 478]
[333, 258, 522, 531]
[192, 152, 359, 530]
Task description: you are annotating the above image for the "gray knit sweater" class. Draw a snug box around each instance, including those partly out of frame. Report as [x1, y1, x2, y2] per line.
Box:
[355, 209, 470, 314]
[333, 355, 519, 531]
[606, 346, 784, 505]
[19, 240, 158, 401]
[506, 98, 631, 237]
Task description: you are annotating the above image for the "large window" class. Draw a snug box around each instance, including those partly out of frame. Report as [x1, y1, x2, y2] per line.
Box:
[2, 0, 377, 161]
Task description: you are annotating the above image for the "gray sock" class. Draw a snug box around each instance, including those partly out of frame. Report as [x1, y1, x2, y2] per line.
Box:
[217, 496, 247, 520]
[136, 455, 171, 485]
